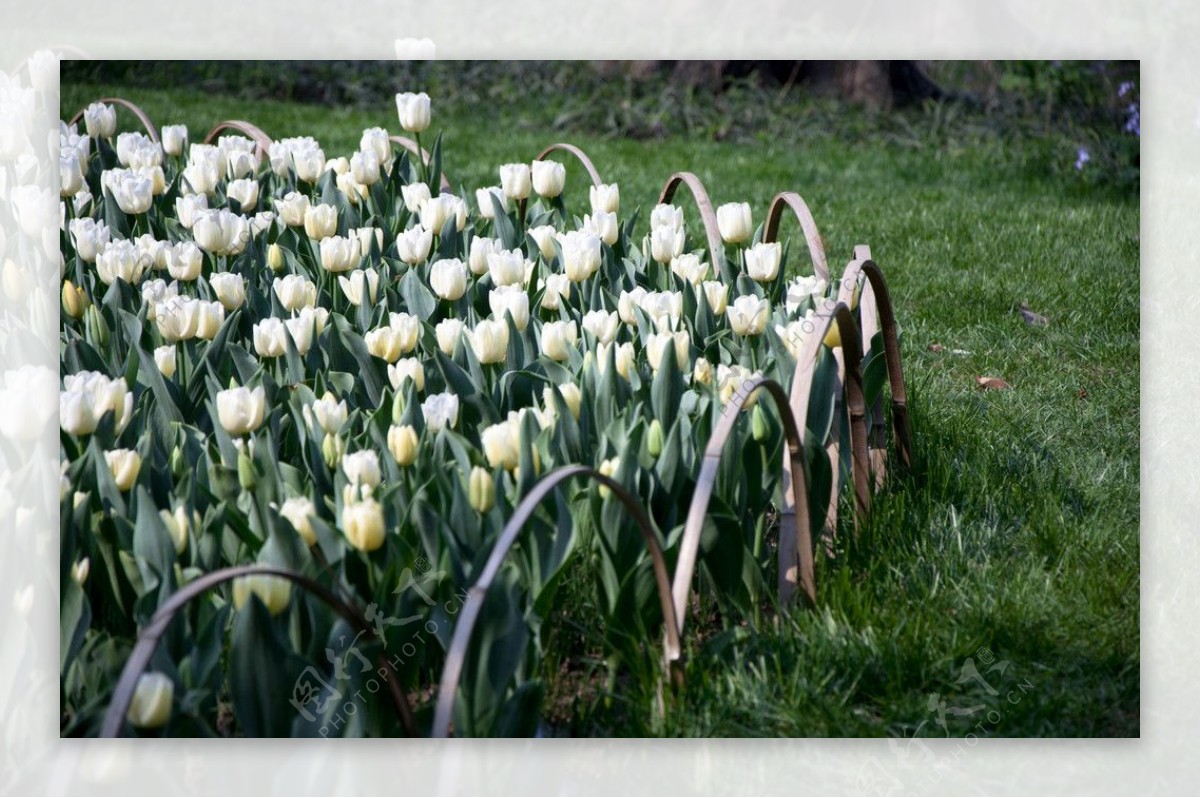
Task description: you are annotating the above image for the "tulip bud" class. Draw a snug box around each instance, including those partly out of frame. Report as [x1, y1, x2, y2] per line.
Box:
[395, 92, 432, 133]
[159, 505, 190, 554]
[597, 457, 619, 499]
[321, 433, 344, 469]
[237, 446, 257, 491]
[278, 497, 317, 547]
[169, 444, 185, 477]
[84, 305, 109, 349]
[232, 574, 292, 616]
[61, 280, 89, 319]
[391, 389, 407, 425]
[71, 558, 90, 585]
[647, 419, 664, 458]
[127, 672, 173, 729]
[388, 424, 419, 466]
[468, 466, 494, 513]
[499, 163, 532, 200]
[751, 404, 769, 442]
[531, 160, 566, 198]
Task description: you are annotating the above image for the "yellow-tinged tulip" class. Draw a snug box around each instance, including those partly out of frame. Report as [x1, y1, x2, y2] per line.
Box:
[159, 505, 189, 554]
[104, 448, 141, 491]
[278, 496, 317, 546]
[468, 466, 494, 513]
[388, 425, 419, 466]
[232, 573, 292, 615]
[342, 497, 386, 551]
[71, 558, 90, 585]
[127, 672, 173, 729]
[61, 280, 89, 319]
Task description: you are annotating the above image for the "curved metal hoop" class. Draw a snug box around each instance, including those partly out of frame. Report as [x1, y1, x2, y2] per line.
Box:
[658, 172, 725, 267]
[432, 464, 681, 738]
[203, 120, 273, 159]
[99, 564, 417, 738]
[68, 97, 159, 142]
[763, 191, 830, 283]
[787, 302, 873, 532]
[671, 378, 814, 628]
[389, 135, 452, 192]
[835, 256, 913, 474]
[535, 142, 604, 187]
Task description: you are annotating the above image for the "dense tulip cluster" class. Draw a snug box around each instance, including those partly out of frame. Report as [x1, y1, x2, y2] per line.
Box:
[58, 95, 854, 738]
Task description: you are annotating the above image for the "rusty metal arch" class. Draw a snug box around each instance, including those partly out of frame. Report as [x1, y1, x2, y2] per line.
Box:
[834, 254, 913, 478]
[99, 564, 417, 738]
[762, 191, 830, 284]
[671, 377, 815, 630]
[657, 172, 725, 267]
[535, 142, 604, 187]
[432, 464, 681, 738]
[390, 135, 452, 192]
[203, 120, 273, 159]
[68, 97, 159, 142]
[786, 301, 873, 547]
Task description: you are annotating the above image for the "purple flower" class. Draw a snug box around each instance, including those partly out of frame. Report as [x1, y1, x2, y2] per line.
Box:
[1075, 148, 1090, 170]
[1124, 102, 1140, 137]
[1118, 81, 1135, 98]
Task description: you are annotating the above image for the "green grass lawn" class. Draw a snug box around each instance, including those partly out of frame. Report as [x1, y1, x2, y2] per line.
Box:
[61, 80, 1139, 737]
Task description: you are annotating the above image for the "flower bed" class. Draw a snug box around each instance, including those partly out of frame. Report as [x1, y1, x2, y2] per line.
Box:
[59, 93, 910, 737]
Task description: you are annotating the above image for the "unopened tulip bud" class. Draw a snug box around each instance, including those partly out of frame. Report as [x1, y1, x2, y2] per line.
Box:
[751, 404, 769, 442]
[71, 558, 90, 585]
[127, 672, 173, 729]
[647, 419, 664, 457]
[62, 280, 89, 319]
[267, 243, 285, 272]
[468, 466, 494, 513]
[237, 447, 256, 491]
[84, 305, 109, 348]
[388, 424, 419, 466]
[321, 433, 343, 469]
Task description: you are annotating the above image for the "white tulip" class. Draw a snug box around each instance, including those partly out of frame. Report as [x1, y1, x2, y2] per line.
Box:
[618, 287, 648, 325]
[155, 296, 200, 342]
[304, 392, 348, 434]
[489, 285, 530, 331]
[105, 448, 142, 491]
[487, 248, 527, 287]
[360, 127, 393, 171]
[278, 496, 317, 546]
[670, 253, 709, 286]
[216, 384, 266, 436]
[650, 225, 685, 264]
[539, 273, 571, 312]
[528, 226, 558, 260]
[468, 236, 499, 276]
[341, 496, 386, 551]
[154, 345, 176, 378]
[717, 363, 762, 407]
[481, 420, 520, 471]
[430, 258, 467, 301]
[744, 241, 782, 282]
[388, 358, 426, 392]
[544, 382, 582, 421]
[141, 279, 178, 320]
[716, 202, 752, 244]
[421, 392, 459, 433]
[350, 149, 381, 186]
[435, 318, 464, 356]
[692, 356, 714, 386]
[352, 226, 384, 257]
[499, 163, 532, 200]
[395, 92, 432, 133]
[83, 102, 116, 139]
[175, 193, 208, 230]
[95, 239, 147, 285]
[646, 330, 690, 372]
[784, 274, 829, 316]
[161, 125, 188, 157]
[336, 171, 369, 205]
[540, 320, 578, 361]
[225, 178, 258, 211]
[193, 209, 250, 256]
[531, 160, 566, 198]
[727, 294, 771, 336]
[273, 275, 317, 311]
[304, 204, 338, 241]
[590, 183, 620, 214]
[395, 226, 433, 265]
[164, 241, 203, 281]
[343, 450, 382, 487]
[776, 317, 812, 359]
[209, 272, 246, 310]
[475, 186, 507, 219]
[402, 182, 432, 213]
[252, 318, 287, 358]
[195, 301, 225, 340]
[274, 192, 310, 227]
[582, 310, 619, 345]
[640, 290, 683, 331]
[319, 235, 361, 273]
[101, 169, 153, 215]
[470, 319, 509, 364]
[60, 151, 84, 197]
[337, 268, 379, 306]
[69, 217, 110, 263]
[560, 230, 602, 283]
[136, 234, 170, 270]
[651, 203, 684, 233]
[582, 211, 619, 246]
[388, 312, 420, 350]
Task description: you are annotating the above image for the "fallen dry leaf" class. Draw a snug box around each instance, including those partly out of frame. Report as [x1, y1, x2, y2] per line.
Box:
[928, 343, 945, 353]
[1019, 302, 1050, 327]
[975, 376, 1011, 391]
[1077, 387, 1089, 400]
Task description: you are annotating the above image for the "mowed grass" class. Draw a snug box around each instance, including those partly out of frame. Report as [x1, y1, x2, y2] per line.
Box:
[61, 82, 1139, 737]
